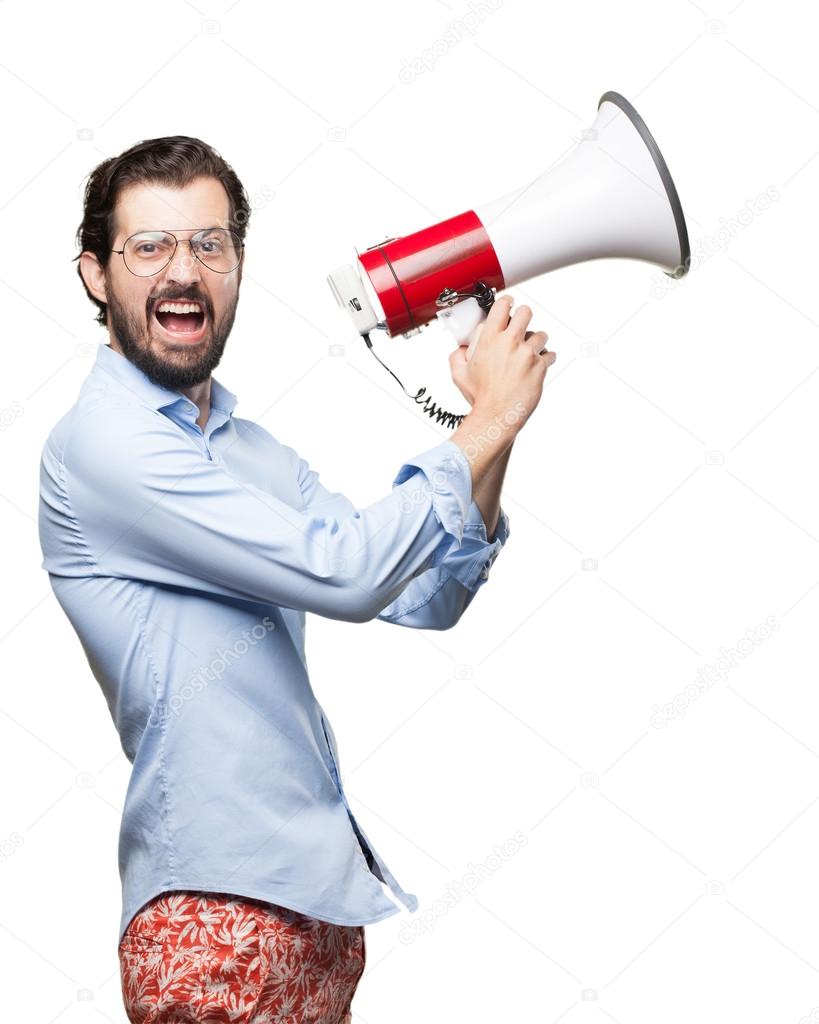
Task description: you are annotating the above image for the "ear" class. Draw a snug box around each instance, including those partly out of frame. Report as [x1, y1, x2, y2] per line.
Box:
[79, 251, 108, 307]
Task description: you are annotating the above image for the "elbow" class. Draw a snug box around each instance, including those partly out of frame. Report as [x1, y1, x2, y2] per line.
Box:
[321, 583, 386, 624]
[348, 600, 381, 624]
[355, 588, 403, 624]
[297, 541, 391, 623]
[340, 570, 417, 625]
[345, 591, 407, 626]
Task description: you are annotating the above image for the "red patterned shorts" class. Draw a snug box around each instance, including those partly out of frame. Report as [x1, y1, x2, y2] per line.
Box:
[118, 890, 366, 1023]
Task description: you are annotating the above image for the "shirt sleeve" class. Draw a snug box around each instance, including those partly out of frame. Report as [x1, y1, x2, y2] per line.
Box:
[292, 441, 511, 630]
[54, 402, 480, 624]
[376, 499, 510, 630]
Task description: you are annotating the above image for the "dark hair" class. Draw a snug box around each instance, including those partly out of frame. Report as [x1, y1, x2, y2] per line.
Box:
[72, 135, 251, 326]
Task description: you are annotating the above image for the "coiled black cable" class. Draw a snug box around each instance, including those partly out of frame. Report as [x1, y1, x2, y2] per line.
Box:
[362, 330, 466, 429]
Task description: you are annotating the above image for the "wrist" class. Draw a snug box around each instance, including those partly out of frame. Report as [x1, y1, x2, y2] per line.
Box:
[449, 406, 519, 473]
[462, 402, 524, 446]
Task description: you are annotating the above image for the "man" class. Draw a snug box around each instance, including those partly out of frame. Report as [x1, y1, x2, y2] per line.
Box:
[38, 136, 553, 1023]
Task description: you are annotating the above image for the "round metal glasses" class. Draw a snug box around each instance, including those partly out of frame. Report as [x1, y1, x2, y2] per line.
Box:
[112, 228, 244, 277]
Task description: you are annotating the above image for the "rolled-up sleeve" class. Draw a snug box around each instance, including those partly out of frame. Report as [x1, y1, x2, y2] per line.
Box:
[54, 405, 484, 624]
[376, 494, 511, 630]
[291, 437, 511, 630]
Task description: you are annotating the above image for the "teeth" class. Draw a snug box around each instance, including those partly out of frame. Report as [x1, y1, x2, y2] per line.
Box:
[156, 301, 203, 314]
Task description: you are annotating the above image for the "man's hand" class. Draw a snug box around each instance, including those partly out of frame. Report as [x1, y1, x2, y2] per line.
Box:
[448, 294, 556, 501]
[448, 294, 556, 421]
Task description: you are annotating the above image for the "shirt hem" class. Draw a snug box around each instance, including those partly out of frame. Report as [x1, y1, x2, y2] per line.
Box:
[119, 880, 407, 945]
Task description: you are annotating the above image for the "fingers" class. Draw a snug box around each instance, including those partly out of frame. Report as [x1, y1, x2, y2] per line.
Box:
[484, 293, 514, 333]
[479, 294, 549, 353]
[524, 329, 549, 356]
[506, 303, 533, 339]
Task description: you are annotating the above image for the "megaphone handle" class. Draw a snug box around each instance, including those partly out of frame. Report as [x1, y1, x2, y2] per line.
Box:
[466, 281, 495, 360]
[436, 295, 491, 350]
[464, 321, 484, 362]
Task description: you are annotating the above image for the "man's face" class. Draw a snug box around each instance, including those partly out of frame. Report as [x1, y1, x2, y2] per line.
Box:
[103, 177, 242, 390]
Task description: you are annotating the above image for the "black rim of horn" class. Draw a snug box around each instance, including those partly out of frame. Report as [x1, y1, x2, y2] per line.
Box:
[597, 90, 691, 279]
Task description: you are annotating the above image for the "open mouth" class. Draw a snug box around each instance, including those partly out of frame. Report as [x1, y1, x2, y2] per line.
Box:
[152, 300, 208, 341]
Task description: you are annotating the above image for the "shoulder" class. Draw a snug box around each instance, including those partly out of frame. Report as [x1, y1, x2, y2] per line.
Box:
[49, 395, 188, 493]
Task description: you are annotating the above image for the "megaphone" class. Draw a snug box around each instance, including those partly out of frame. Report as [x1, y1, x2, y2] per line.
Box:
[328, 90, 690, 357]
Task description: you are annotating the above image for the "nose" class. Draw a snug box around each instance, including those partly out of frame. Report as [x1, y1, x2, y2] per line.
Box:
[165, 238, 203, 286]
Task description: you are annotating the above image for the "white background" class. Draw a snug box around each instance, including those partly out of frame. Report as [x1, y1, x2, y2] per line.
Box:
[2, 0, 818, 1021]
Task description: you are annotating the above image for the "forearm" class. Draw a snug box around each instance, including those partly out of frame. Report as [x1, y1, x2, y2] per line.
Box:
[449, 406, 517, 541]
[471, 438, 512, 540]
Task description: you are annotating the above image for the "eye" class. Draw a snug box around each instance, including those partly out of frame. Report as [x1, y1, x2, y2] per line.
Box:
[130, 236, 173, 257]
[197, 235, 225, 255]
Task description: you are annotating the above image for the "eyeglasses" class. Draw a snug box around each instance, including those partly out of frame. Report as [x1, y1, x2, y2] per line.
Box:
[112, 228, 244, 277]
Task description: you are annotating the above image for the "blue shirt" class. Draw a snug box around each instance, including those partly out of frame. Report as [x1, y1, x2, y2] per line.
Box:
[38, 342, 510, 944]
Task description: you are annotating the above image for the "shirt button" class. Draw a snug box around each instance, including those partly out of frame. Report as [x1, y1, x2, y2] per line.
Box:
[479, 566, 490, 580]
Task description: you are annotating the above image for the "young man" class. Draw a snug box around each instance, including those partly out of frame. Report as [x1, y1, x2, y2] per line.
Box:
[37, 136, 553, 1023]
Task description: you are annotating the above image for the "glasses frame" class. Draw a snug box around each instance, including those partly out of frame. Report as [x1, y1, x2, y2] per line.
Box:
[111, 227, 245, 277]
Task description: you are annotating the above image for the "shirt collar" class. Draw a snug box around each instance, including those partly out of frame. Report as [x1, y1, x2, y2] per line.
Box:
[91, 342, 238, 418]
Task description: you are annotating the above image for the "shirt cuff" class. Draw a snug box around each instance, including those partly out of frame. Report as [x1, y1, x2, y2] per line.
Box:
[392, 439, 473, 563]
[443, 499, 511, 590]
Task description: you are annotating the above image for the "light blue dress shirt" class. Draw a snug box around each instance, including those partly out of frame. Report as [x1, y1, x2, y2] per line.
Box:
[38, 342, 510, 944]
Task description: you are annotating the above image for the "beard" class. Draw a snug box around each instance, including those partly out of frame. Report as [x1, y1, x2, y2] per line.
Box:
[105, 276, 240, 391]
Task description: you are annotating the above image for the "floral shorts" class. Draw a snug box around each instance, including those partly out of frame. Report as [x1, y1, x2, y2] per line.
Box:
[118, 890, 366, 1023]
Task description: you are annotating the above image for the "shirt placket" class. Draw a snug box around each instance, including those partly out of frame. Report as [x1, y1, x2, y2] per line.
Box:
[173, 401, 228, 463]
[319, 712, 377, 870]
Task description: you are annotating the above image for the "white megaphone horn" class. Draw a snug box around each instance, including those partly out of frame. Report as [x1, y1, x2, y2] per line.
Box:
[328, 90, 690, 357]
